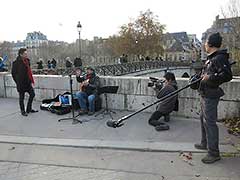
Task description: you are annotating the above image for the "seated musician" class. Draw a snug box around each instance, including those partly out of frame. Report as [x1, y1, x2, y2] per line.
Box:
[76, 67, 100, 116]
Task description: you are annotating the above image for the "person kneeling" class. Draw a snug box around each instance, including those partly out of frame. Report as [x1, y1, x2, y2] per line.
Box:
[148, 72, 178, 131]
[76, 67, 100, 116]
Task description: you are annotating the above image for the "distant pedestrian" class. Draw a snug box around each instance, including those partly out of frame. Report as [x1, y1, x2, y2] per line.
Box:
[74, 57, 82, 68]
[47, 60, 51, 69]
[65, 57, 72, 68]
[51, 58, 57, 69]
[120, 54, 128, 63]
[117, 57, 121, 64]
[12, 48, 38, 116]
[37, 60, 43, 69]
[145, 56, 150, 61]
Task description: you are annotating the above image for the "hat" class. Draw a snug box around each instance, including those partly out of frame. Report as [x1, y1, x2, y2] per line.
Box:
[207, 32, 222, 48]
[87, 66, 94, 71]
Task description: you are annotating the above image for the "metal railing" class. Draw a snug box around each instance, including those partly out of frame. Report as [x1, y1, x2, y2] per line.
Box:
[94, 61, 189, 76]
[32, 60, 190, 76]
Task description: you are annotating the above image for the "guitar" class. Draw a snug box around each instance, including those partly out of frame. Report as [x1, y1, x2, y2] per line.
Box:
[79, 79, 89, 92]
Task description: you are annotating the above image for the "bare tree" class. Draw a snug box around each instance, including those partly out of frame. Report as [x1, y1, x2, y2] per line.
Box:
[221, 0, 240, 68]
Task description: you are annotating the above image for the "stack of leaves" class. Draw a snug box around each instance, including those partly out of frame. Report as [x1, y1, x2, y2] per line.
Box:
[179, 152, 194, 166]
[223, 117, 240, 136]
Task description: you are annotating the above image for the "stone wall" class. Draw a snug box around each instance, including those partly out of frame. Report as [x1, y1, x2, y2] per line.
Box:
[1, 72, 240, 119]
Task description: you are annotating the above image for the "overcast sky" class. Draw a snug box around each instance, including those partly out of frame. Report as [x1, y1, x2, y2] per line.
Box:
[0, 0, 229, 43]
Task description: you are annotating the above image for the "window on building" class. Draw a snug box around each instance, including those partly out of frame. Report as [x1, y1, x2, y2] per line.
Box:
[179, 56, 182, 61]
[223, 27, 228, 33]
[174, 55, 177, 61]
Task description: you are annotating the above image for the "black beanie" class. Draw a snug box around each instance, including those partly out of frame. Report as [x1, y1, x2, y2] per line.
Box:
[207, 32, 222, 48]
[87, 66, 94, 71]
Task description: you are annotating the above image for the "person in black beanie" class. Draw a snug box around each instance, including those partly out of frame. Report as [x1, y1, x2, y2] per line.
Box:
[194, 32, 232, 163]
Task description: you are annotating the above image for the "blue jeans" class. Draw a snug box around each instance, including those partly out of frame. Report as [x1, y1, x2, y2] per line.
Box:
[200, 97, 220, 157]
[76, 92, 95, 112]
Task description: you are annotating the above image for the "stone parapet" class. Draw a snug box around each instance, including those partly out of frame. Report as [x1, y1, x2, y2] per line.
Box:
[1, 72, 239, 119]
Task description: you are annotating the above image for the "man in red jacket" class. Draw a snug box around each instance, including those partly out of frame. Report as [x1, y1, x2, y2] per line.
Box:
[12, 48, 38, 116]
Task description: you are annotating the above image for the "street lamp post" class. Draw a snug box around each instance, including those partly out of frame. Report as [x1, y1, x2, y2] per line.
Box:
[135, 39, 139, 61]
[77, 21, 82, 59]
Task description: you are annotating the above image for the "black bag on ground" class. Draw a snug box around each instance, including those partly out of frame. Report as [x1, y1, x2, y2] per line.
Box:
[49, 105, 71, 115]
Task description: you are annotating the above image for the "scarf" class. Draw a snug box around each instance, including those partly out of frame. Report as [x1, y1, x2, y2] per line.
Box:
[22, 57, 35, 85]
[86, 73, 92, 80]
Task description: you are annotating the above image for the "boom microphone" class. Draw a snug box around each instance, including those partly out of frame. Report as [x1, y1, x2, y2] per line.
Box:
[106, 61, 236, 129]
[106, 119, 124, 128]
[106, 120, 118, 128]
[106, 115, 129, 128]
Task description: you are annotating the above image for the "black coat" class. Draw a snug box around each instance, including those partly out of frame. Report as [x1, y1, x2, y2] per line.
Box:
[12, 56, 32, 92]
[198, 49, 232, 98]
[76, 73, 100, 96]
[155, 81, 178, 114]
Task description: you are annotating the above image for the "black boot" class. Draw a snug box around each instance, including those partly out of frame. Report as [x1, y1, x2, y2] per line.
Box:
[194, 143, 207, 150]
[26, 109, 38, 113]
[21, 111, 28, 116]
[155, 123, 170, 131]
[202, 154, 221, 164]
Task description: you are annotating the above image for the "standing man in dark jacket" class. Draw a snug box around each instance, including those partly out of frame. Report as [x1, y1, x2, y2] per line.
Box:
[148, 72, 178, 131]
[76, 67, 100, 116]
[195, 32, 232, 164]
[12, 48, 38, 116]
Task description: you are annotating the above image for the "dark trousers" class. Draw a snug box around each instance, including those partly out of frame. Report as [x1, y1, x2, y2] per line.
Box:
[148, 111, 169, 126]
[19, 87, 35, 113]
[200, 97, 220, 157]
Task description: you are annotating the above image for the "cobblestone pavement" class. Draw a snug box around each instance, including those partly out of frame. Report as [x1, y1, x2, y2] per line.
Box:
[0, 161, 164, 180]
[0, 161, 239, 180]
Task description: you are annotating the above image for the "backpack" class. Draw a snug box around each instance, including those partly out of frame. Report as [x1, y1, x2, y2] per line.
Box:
[218, 62, 233, 84]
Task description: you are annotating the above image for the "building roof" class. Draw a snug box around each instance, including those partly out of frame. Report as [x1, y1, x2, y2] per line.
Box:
[170, 32, 189, 43]
[167, 40, 184, 52]
[26, 31, 48, 41]
[163, 32, 193, 52]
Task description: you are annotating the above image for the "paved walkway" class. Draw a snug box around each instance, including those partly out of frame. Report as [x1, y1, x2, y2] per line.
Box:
[0, 143, 239, 180]
[0, 98, 239, 179]
[0, 98, 238, 150]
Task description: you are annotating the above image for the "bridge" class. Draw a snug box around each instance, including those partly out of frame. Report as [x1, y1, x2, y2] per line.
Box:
[32, 60, 190, 76]
[0, 69, 239, 180]
[93, 61, 190, 76]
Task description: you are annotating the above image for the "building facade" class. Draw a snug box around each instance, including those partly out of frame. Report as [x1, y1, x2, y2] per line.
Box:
[24, 31, 48, 61]
[163, 32, 201, 62]
[202, 15, 240, 60]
